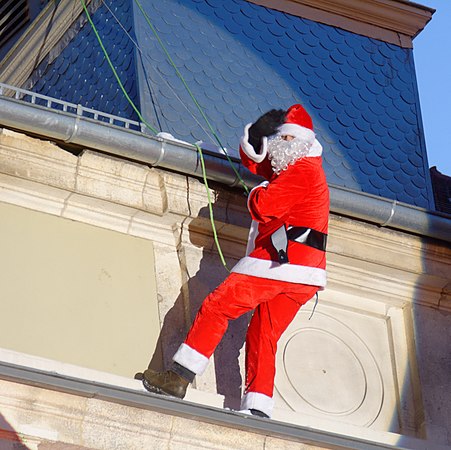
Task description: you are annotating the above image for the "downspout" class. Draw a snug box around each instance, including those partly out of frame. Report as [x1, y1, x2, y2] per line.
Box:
[0, 96, 450, 243]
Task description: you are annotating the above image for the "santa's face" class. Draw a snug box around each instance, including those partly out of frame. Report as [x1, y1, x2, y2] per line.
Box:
[282, 135, 295, 141]
[267, 134, 311, 174]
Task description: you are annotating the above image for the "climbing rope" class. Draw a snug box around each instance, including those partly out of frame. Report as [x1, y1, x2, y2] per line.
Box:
[80, 0, 240, 271]
[101, 0, 217, 144]
[195, 143, 230, 271]
[133, 0, 249, 194]
[80, 0, 159, 135]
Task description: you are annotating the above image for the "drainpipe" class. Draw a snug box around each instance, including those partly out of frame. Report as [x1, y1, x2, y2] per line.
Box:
[0, 96, 450, 243]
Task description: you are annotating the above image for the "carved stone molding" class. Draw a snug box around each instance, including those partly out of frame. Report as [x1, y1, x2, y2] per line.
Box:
[0, 129, 250, 256]
[273, 291, 424, 435]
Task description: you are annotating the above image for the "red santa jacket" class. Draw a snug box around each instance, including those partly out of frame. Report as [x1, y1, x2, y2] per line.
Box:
[231, 145, 329, 288]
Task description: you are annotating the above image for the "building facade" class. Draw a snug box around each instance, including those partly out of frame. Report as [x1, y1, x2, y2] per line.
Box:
[0, 0, 450, 448]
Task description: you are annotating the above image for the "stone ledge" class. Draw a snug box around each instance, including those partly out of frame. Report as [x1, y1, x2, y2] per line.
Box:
[0, 358, 448, 450]
[0, 347, 224, 410]
[0, 129, 248, 230]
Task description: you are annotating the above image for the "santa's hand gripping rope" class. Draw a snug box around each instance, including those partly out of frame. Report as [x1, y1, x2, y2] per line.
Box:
[140, 104, 330, 419]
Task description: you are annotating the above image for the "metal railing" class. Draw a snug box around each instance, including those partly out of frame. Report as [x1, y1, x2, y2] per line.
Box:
[0, 82, 144, 132]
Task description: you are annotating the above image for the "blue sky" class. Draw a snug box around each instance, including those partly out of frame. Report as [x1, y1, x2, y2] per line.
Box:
[414, 0, 451, 176]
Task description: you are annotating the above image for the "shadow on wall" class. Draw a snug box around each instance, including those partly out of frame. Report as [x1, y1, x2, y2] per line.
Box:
[391, 228, 451, 445]
[0, 413, 30, 449]
[402, 234, 451, 444]
[142, 187, 251, 410]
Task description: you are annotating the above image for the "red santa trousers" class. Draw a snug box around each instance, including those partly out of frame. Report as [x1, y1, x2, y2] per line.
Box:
[172, 272, 318, 415]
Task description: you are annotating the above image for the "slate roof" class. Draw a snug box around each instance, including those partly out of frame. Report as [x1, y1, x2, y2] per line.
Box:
[27, 0, 138, 123]
[26, 0, 434, 209]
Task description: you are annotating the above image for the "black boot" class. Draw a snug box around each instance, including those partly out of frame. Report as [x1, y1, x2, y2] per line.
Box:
[142, 368, 189, 399]
[250, 408, 269, 418]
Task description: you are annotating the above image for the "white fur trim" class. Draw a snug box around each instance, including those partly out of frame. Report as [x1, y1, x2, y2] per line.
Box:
[308, 139, 323, 156]
[246, 220, 259, 255]
[231, 256, 327, 287]
[240, 123, 268, 163]
[156, 132, 191, 146]
[277, 123, 315, 144]
[247, 181, 269, 211]
[240, 392, 274, 418]
[254, 180, 270, 189]
[172, 343, 209, 375]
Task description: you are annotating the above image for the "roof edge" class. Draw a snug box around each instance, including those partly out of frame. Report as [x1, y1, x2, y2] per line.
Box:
[247, 0, 435, 48]
[0, 94, 449, 244]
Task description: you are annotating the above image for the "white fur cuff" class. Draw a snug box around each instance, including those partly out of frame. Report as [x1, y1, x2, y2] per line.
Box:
[172, 343, 209, 375]
[241, 392, 275, 418]
[240, 123, 268, 163]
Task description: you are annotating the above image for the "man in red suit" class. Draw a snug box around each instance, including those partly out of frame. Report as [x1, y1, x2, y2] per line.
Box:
[142, 104, 330, 419]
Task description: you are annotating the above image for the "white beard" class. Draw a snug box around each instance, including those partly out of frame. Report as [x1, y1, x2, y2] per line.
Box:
[267, 135, 312, 174]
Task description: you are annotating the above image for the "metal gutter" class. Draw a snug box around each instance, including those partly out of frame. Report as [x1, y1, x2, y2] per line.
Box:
[0, 93, 257, 188]
[0, 360, 445, 450]
[0, 93, 450, 243]
[330, 185, 451, 242]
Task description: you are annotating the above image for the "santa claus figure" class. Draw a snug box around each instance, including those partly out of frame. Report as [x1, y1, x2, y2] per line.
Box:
[141, 104, 330, 419]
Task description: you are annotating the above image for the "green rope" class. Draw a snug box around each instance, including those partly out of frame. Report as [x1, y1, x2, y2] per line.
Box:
[80, 0, 159, 135]
[133, 0, 249, 194]
[82, 0, 235, 271]
[195, 144, 230, 272]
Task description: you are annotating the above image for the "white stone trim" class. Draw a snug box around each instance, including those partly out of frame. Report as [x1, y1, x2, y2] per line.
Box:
[240, 392, 275, 418]
[173, 343, 209, 376]
[231, 256, 327, 287]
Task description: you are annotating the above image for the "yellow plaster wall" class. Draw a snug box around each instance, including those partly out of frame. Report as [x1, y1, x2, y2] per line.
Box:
[0, 201, 159, 378]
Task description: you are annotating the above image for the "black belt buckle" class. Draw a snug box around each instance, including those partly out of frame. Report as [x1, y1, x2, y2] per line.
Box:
[277, 249, 289, 264]
[271, 225, 289, 264]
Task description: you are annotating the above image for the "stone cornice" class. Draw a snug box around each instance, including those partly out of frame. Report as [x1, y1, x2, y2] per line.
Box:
[247, 0, 434, 48]
[0, 128, 250, 258]
[1, 129, 449, 311]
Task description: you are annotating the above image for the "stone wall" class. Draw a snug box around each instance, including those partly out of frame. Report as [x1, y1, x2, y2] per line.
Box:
[0, 128, 450, 448]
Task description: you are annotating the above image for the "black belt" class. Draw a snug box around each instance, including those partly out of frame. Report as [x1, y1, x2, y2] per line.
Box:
[271, 225, 327, 265]
[287, 226, 328, 252]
